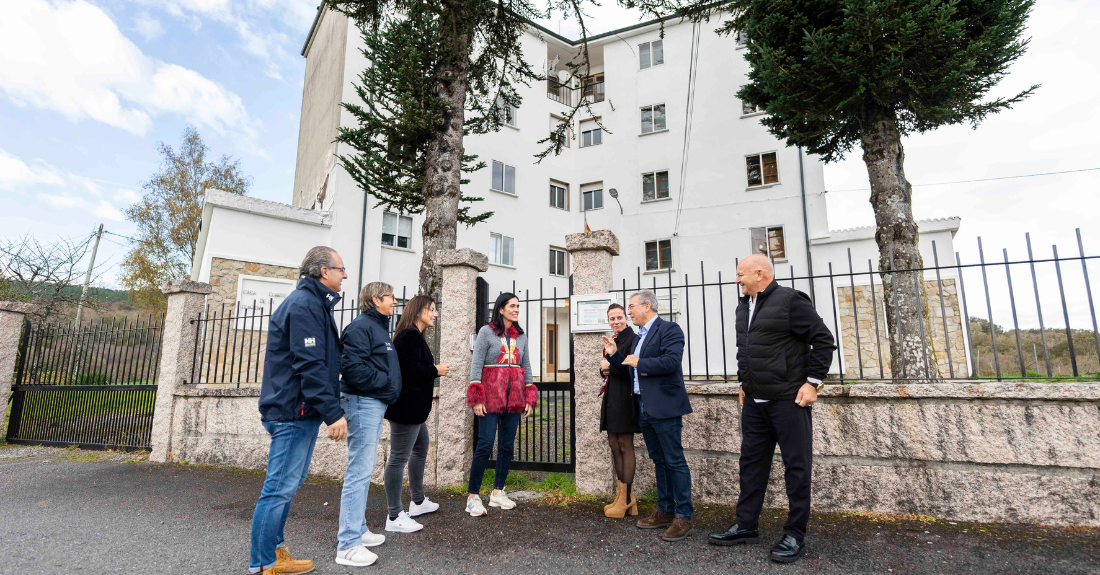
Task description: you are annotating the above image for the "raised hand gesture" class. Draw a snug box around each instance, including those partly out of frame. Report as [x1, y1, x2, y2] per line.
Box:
[601, 335, 616, 356]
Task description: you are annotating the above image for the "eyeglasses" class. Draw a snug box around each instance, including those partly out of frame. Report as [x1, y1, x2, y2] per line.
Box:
[324, 266, 347, 273]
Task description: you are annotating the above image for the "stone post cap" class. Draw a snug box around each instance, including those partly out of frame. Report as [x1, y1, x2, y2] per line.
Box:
[566, 230, 620, 256]
[0, 301, 35, 314]
[438, 248, 488, 272]
[162, 280, 214, 295]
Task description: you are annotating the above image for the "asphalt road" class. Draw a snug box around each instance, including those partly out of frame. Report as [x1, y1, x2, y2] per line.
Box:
[1, 445, 1097, 574]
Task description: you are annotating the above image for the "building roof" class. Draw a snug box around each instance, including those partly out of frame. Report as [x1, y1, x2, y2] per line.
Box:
[812, 217, 962, 246]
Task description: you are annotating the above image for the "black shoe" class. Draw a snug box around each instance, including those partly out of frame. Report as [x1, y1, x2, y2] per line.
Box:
[769, 534, 806, 563]
[707, 524, 759, 546]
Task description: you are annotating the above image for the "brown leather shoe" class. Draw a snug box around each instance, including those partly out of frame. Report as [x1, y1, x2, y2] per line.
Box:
[661, 517, 694, 541]
[273, 545, 315, 574]
[636, 510, 674, 529]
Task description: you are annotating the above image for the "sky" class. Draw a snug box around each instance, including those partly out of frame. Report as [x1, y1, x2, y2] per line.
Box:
[1, 0, 1098, 331]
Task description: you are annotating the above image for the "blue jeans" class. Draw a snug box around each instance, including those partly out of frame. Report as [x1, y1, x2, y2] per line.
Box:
[467, 412, 521, 494]
[249, 418, 322, 570]
[639, 401, 693, 519]
[337, 394, 387, 551]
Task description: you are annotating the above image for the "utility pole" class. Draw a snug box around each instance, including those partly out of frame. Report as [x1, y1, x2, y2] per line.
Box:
[75, 223, 104, 326]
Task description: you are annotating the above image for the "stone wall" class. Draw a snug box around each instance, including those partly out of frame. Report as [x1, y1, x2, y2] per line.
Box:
[837, 279, 969, 379]
[632, 382, 1100, 527]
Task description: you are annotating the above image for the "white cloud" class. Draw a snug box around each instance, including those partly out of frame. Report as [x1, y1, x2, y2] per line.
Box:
[0, 0, 256, 139]
[114, 188, 142, 204]
[134, 12, 164, 40]
[0, 150, 65, 188]
[94, 199, 126, 221]
[2, 147, 129, 222]
[40, 193, 88, 209]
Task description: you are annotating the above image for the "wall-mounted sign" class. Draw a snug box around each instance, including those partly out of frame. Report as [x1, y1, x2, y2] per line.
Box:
[235, 275, 297, 330]
[570, 293, 614, 333]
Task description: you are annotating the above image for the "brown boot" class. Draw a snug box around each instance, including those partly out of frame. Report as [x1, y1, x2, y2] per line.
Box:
[604, 481, 625, 513]
[605, 481, 630, 518]
[636, 509, 674, 529]
[273, 545, 315, 574]
[662, 517, 694, 541]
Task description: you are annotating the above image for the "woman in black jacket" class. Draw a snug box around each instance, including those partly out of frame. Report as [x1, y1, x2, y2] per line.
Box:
[383, 295, 450, 533]
[599, 303, 640, 518]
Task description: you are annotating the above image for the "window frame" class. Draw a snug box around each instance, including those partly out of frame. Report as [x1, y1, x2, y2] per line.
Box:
[643, 238, 674, 273]
[495, 95, 518, 128]
[381, 211, 414, 250]
[549, 180, 569, 211]
[581, 73, 605, 102]
[640, 103, 667, 135]
[749, 225, 788, 263]
[641, 170, 671, 203]
[579, 117, 603, 148]
[491, 160, 518, 195]
[549, 247, 568, 277]
[741, 100, 764, 117]
[638, 39, 665, 69]
[489, 232, 516, 267]
[549, 114, 571, 149]
[581, 187, 604, 212]
[745, 151, 780, 188]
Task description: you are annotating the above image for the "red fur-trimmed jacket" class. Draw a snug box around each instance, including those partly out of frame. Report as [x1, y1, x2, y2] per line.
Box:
[466, 324, 537, 413]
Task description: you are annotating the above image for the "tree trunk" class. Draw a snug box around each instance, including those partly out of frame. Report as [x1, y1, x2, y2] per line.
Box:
[418, 15, 470, 298]
[860, 115, 941, 382]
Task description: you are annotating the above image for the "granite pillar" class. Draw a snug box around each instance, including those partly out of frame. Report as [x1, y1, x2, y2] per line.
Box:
[0, 302, 34, 440]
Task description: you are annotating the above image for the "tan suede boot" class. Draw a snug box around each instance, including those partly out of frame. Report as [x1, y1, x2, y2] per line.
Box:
[605, 481, 630, 518]
[604, 480, 625, 513]
[273, 545, 315, 574]
[625, 483, 638, 516]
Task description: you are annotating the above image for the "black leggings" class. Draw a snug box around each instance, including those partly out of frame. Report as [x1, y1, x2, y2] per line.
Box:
[606, 432, 636, 485]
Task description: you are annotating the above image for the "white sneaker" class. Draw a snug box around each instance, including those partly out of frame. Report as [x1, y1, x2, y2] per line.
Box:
[385, 511, 424, 533]
[466, 494, 487, 517]
[360, 528, 386, 547]
[409, 497, 440, 517]
[489, 489, 516, 510]
[335, 544, 378, 567]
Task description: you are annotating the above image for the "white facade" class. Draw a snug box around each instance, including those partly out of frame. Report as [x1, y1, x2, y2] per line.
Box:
[192, 7, 962, 379]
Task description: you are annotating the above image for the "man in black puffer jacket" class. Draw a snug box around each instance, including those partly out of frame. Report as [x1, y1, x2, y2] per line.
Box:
[709, 254, 835, 564]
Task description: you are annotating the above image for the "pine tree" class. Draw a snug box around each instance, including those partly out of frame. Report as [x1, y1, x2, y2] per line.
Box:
[677, 0, 1038, 380]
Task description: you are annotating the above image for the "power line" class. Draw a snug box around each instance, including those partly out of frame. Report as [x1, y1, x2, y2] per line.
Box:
[672, 21, 702, 236]
[826, 166, 1100, 193]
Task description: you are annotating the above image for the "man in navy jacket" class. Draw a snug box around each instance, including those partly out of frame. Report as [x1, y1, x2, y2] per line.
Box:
[248, 246, 348, 575]
[604, 289, 694, 542]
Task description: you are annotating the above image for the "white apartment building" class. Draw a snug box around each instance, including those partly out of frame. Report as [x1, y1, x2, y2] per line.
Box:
[191, 6, 965, 379]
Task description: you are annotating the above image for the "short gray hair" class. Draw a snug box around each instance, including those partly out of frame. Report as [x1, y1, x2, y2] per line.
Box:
[300, 246, 337, 279]
[360, 281, 394, 312]
[630, 290, 659, 313]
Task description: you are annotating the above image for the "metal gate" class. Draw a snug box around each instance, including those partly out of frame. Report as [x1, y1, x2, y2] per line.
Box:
[475, 277, 575, 473]
[5, 317, 163, 451]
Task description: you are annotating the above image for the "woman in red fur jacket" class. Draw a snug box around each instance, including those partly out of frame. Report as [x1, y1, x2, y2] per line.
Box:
[464, 292, 537, 517]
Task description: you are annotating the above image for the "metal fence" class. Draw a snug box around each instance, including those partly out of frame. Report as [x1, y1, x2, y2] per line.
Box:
[6, 316, 164, 450]
[186, 288, 438, 387]
[611, 229, 1099, 383]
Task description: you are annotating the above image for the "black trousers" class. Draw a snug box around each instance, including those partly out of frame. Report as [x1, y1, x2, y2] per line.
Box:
[734, 398, 813, 541]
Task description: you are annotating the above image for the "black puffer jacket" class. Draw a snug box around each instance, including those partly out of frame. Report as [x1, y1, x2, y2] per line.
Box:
[339, 309, 402, 404]
[735, 281, 836, 401]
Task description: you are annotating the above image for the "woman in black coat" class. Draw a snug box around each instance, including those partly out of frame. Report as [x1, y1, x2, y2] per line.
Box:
[383, 295, 450, 533]
[599, 303, 639, 518]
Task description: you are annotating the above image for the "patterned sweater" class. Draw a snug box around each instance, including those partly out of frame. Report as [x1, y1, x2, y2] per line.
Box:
[466, 324, 537, 413]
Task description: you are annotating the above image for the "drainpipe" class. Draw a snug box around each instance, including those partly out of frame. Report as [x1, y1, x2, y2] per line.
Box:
[358, 189, 368, 298]
[798, 147, 813, 279]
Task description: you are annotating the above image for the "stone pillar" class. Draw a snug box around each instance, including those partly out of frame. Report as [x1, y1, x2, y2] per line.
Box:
[150, 280, 213, 462]
[0, 302, 34, 439]
[434, 248, 489, 486]
[566, 230, 620, 495]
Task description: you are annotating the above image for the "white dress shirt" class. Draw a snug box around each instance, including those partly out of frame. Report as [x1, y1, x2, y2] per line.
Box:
[631, 315, 659, 395]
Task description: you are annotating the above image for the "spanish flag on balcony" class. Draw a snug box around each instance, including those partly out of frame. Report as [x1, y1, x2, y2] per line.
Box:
[584, 211, 591, 234]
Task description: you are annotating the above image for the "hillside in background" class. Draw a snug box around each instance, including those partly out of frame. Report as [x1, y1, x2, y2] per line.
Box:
[968, 317, 1099, 378]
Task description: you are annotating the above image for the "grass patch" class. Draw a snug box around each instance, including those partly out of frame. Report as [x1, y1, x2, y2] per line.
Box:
[638, 488, 658, 503]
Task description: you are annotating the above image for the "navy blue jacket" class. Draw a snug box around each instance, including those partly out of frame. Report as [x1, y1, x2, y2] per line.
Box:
[608, 316, 693, 420]
[259, 276, 344, 425]
[340, 309, 402, 404]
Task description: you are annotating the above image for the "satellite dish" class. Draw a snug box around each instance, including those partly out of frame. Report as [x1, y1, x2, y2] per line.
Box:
[557, 69, 571, 83]
[609, 188, 619, 199]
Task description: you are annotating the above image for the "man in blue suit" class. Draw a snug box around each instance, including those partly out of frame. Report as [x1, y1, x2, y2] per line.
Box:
[603, 290, 694, 541]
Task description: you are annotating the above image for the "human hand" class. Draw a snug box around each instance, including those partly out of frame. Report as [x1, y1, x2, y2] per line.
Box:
[436, 364, 451, 376]
[600, 359, 610, 373]
[327, 417, 348, 442]
[523, 404, 533, 419]
[623, 354, 640, 368]
[739, 386, 745, 407]
[601, 335, 616, 356]
[795, 383, 818, 407]
[473, 403, 486, 417]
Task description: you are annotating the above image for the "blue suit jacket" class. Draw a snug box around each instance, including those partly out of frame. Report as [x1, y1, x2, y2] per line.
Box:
[607, 316, 693, 420]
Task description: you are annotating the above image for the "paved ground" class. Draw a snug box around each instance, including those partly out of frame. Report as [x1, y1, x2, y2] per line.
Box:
[1, 445, 1097, 575]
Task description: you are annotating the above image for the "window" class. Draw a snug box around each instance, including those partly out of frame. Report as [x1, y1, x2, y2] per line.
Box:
[550, 115, 571, 148]
[549, 247, 568, 276]
[639, 39, 664, 69]
[582, 73, 605, 102]
[549, 181, 568, 210]
[645, 239, 673, 271]
[382, 212, 413, 249]
[736, 30, 749, 47]
[489, 233, 515, 267]
[746, 152, 779, 187]
[642, 170, 670, 202]
[495, 96, 517, 127]
[750, 226, 786, 261]
[742, 101, 763, 115]
[491, 160, 517, 194]
[640, 104, 666, 134]
[580, 118, 603, 147]
[386, 139, 413, 166]
[581, 183, 603, 211]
